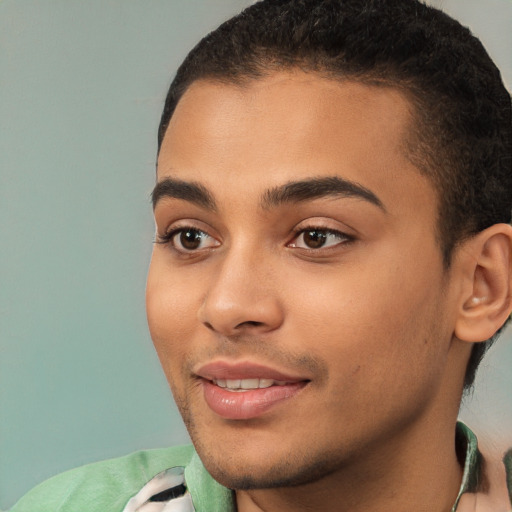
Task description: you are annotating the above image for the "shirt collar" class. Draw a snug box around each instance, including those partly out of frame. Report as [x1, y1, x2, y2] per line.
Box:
[452, 421, 482, 511]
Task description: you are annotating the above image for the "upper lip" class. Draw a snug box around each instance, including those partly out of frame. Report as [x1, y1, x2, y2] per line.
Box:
[195, 360, 310, 382]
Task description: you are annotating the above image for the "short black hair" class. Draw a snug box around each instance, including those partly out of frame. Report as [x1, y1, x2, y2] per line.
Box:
[157, 0, 512, 389]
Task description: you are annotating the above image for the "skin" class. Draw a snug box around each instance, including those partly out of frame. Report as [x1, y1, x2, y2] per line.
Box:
[146, 72, 509, 512]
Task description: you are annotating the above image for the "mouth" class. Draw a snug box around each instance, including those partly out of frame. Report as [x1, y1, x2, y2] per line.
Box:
[195, 361, 310, 420]
[211, 378, 292, 391]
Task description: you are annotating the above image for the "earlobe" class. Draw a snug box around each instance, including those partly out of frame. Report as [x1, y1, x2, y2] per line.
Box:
[454, 224, 512, 343]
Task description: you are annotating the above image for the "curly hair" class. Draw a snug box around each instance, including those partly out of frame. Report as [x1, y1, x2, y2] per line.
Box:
[157, 0, 512, 389]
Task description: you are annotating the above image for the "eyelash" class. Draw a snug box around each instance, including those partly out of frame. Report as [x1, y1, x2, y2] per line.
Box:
[155, 227, 217, 252]
[154, 225, 354, 254]
[288, 226, 354, 250]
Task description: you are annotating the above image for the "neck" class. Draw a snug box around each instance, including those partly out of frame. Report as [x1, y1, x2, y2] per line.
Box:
[235, 418, 463, 512]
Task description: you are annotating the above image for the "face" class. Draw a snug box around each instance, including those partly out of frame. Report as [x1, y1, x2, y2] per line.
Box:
[147, 72, 461, 489]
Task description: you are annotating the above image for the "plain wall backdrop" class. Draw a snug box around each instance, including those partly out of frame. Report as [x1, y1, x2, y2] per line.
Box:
[1, 0, 511, 509]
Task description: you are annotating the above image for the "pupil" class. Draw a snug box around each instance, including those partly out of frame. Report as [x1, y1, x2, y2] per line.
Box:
[180, 230, 201, 250]
[304, 230, 326, 248]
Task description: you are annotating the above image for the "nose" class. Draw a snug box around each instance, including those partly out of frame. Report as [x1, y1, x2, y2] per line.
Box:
[197, 248, 284, 337]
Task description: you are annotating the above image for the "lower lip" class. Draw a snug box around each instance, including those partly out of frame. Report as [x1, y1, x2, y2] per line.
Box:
[201, 380, 307, 420]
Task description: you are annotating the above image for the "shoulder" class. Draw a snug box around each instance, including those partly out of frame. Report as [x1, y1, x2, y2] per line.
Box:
[9, 445, 196, 512]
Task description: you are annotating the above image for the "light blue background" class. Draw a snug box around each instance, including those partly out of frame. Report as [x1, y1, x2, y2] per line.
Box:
[1, 0, 511, 509]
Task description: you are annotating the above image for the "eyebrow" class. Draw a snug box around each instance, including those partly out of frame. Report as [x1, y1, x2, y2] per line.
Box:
[261, 176, 385, 211]
[152, 175, 385, 212]
[152, 177, 217, 210]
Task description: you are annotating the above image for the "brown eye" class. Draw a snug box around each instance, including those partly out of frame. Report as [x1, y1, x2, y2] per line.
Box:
[178, 229, 203, 250]
[303, 230, 328, 248]
[288, 228, 351, 250]
[167, 228, 220, 252]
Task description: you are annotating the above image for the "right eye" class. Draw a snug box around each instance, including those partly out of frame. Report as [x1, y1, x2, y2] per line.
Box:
[157, 227, 220, 253]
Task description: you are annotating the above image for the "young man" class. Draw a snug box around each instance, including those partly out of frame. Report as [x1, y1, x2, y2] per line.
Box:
[9, 0, 512, 511]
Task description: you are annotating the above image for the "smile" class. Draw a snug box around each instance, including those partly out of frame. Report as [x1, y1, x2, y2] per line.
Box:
[195, 360, 311, 420]
[212, 378, 291, 391]
[201, 378, 308, 420]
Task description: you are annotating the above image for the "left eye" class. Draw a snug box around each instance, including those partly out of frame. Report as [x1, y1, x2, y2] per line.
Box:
[288, 229, 350, 249]
[169, 228, 219, 252]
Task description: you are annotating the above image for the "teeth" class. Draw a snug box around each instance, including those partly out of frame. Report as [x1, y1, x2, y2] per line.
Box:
[240, 378, 259, 389]
[226, 379, 241, 388]
[258, 379, 274, 388]
[212, 378, 289, 391]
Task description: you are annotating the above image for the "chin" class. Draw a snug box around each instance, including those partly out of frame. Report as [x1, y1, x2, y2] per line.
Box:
[177, 389, 350, 490]
[191, 431, 342, 491]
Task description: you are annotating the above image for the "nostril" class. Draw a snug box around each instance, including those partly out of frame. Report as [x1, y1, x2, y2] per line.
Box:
[235, 320, 264, 329]
[204, 322, 215, 331]
[198, 296, 284, 335]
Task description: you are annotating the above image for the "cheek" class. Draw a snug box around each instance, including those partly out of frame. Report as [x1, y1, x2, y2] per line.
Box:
[146, 255, 201, 362]
[287, 251, 448, 381]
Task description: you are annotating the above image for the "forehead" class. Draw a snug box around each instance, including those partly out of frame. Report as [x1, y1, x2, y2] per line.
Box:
[157, 71, 436, 221]
[161, 72, 413, 161]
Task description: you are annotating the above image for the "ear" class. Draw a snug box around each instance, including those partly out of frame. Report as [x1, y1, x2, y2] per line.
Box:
[454, 224, 512, 343]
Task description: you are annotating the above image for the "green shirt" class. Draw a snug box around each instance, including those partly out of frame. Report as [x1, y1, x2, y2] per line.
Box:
[7, 423, 512, 511]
